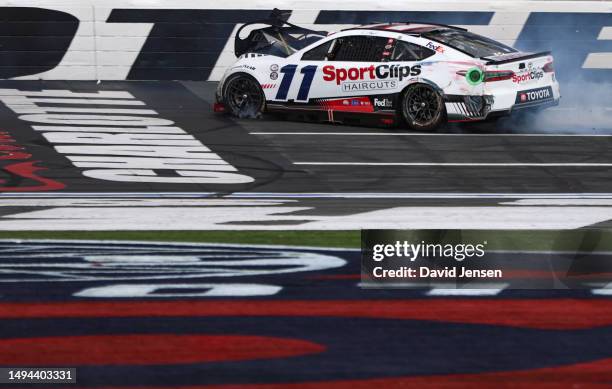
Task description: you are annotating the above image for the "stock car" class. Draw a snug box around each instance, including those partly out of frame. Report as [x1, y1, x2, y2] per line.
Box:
[214, 10, 560, 130]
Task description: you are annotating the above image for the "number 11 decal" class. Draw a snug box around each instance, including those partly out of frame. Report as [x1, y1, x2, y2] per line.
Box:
[297, 66, 317, 101]
[275, 65, 317, 101]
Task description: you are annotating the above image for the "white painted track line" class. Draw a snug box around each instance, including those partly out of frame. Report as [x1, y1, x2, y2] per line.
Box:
[3, 192, 612, 199]
[251, 132, 612, 137]
[592, 283, 612, 295]
[503, 199, 612, 205]
[426, 286, 507, 296]
[549, 107, 612, 111]
[294, 162, 612, 167]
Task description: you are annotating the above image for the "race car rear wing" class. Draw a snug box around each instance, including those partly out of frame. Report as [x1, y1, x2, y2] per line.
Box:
[483, 51, 551, 65]
[234, 8, 328, 57]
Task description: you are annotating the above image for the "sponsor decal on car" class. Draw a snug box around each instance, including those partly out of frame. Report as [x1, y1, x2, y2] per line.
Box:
[426, 42, 445, 53]
[373, 97, 393, 108]
[515, 86, 553, 104]
[341, 81, 398, 92]
[318, 97, 373, 112]
[512, 64, 544, 84]
[322, 64, 422, 86]
[232, 64, 256, 71]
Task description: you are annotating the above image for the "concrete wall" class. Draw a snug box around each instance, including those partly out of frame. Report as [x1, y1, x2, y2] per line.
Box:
[1, 0, 610, 81]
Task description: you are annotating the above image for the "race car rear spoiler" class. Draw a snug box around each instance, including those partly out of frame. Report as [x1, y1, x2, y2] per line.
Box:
[483, 51, 551, 65]
[234, 9, 328, 57]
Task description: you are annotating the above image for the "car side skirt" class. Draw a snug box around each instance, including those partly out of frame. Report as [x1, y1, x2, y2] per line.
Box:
[266, 94, 400, 127]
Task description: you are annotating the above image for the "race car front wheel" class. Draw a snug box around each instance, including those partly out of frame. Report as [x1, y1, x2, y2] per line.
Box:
[223, 73, 265, 119]
[401, 83, 445, 131]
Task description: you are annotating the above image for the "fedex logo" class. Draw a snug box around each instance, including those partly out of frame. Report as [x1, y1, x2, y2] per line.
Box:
[426, 42, 445, 53]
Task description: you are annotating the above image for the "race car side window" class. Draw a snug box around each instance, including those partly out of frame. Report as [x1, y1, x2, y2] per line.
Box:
[328, 36, 389, 62]
[392, 41, 435, 61]
[301, 40, 333, 61]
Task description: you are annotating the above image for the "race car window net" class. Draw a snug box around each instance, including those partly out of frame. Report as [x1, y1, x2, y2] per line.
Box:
[423, 29, 516, 58]
[301, 40, 333, 61]
[329, 36, 390, 62]
[391, 41, 435, 61]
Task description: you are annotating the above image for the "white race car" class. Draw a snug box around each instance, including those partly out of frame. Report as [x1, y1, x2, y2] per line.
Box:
[215, 10, 560, 130]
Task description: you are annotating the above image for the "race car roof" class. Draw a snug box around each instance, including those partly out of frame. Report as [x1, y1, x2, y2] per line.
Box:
[344, 22, 467, 34]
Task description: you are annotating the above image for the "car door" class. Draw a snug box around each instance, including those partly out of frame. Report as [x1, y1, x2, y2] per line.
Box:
[267, 38, 335, 104]
[309, 34, 396, 100]
[270, 34, 392, 104]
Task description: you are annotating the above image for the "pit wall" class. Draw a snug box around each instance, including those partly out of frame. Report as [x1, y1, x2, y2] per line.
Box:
[1, 0, 610, 81]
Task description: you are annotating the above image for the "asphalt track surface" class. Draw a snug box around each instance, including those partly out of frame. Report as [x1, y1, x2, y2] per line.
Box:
[0, 80, 612, 229]
[186, 81, 612, 195]
[1, 79, 612, 195]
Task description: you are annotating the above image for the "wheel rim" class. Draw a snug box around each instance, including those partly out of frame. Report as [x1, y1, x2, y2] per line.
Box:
[404, 85, 441, 127]
[225, 76, 263, 117]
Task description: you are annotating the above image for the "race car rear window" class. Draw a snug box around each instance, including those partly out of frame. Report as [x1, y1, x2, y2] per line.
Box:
[329, 36, 389, 62]
[391, 41, 435, 61]
[423, 29, 516, 58]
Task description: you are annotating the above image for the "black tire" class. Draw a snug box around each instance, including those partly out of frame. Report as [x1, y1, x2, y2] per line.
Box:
[222, 73, 265, 119]
[400, 83, 445, 131]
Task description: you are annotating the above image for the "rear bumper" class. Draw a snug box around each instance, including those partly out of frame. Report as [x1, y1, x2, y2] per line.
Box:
[446, 96, 560, 122]
[445, 95, 494, 122]
[445, 81, 561, 122]
[510, 97, 560, 112]
[488, 98, 560, 118]
[488, 79, 560, 113]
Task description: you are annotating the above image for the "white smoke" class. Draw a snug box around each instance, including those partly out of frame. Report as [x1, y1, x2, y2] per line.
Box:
[496, 79, 612, 133]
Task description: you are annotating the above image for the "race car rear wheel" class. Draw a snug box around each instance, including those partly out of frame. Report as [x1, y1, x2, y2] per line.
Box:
[401, 83, 445, 131]
[223, 73, 265, 119]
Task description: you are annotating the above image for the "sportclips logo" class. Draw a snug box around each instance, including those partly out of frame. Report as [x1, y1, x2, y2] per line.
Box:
[512, 69, 544, 84]
[323, 65, 421, 92]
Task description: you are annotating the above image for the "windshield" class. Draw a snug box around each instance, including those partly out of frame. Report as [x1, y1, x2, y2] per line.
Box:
[424, 29, 517, 58]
